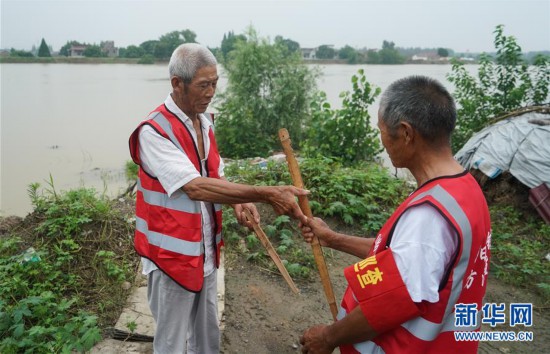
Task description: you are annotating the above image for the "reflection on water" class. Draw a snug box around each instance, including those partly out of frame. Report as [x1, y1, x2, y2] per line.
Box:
[1, 63, 477, 216]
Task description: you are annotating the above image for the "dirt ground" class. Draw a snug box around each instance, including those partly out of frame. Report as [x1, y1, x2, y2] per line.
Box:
[221, 221, 550, 354]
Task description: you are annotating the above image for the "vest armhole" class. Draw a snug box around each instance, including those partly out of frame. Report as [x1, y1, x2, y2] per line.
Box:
[140, 166, 159, 181]
[386, 200, 461, 291]
[136, 122, 173, 181]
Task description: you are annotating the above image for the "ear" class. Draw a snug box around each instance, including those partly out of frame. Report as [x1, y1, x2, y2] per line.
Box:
[400, 121, 415, 144]
[171, 76, 183, 91]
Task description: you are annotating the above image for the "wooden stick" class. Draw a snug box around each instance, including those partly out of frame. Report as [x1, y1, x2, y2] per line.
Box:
[278, 128, 338, 321]
[243, 209, 300, 294]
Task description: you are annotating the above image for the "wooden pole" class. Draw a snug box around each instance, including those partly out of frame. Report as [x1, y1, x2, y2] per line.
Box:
[278, 128, 338, 321]
[243, 209, 300, 294]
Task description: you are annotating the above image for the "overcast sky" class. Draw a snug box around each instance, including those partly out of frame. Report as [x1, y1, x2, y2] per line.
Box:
[1, 0, 549, 53]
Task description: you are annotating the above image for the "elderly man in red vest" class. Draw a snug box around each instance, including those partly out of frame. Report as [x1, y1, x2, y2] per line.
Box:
[299, 76, 491, 354]
[129, 43, 308, 353]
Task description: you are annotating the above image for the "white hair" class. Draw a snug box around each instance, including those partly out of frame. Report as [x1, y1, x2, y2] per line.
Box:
[168, 43, 217, 83]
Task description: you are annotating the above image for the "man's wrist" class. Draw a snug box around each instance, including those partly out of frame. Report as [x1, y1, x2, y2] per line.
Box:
[321, 324, 337, 350]
[255, 186, 271, 203]
[322, 230, 337, 249]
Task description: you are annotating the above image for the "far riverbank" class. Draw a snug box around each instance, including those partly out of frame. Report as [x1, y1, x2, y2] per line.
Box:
[0, 56, 475, 65]
[0, 56, 144, 64]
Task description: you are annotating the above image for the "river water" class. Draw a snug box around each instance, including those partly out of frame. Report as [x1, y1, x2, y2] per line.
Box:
[0, 63, 478, 216]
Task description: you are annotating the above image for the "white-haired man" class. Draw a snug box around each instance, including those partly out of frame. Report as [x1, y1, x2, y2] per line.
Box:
[129, 43, 307, 353]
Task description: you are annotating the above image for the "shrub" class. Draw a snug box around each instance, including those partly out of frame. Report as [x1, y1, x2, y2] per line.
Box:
[225, 157, 411, 235]
[0, 181, 137, 351]
[215, 27, 317, 158]
[447, 25, 550, 152]
[138, 54, 155, 64]
[489, 205, 550, 301]
[304, 69, 382, 165]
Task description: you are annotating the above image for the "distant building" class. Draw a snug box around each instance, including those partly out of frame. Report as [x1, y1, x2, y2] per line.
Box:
[411, 51, 439, 61]
[101, 41, 118, 57]
[411, 51, 449, 62]
[301, 47, 317, 60]
[70, 45, 87, 57]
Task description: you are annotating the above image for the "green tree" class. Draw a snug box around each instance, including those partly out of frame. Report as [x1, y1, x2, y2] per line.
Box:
[316, 45, 336, 59]
[378, 41, 405, 64]
[83, 45, 103, 57]
[9, 48, 34, 57]
[275, 35, 300, 54]
[208, 46, 221, 58]
[338, 45, 359, 64]
[153, 30, 197, 59]
[366, 49, 381, 64]
[59, 40, 81, 56]
[447, 24, 550, 152]
[304, 69, 382, 164]
[153, 42, 172, 59]
[37, 38, 51, 57]
[215, 27, 317, 158]
[122, 45, 145, 58]
[437, 47, 449, 57]
[220, 31, 247, 61]
[527, 51, 550, 64]
[138, 54, 155, 64]
[140, 40, 160, 56]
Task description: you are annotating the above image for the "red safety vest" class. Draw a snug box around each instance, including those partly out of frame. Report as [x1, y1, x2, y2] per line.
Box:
[129, 104, 223, 292]
[340, 172, 491, 353]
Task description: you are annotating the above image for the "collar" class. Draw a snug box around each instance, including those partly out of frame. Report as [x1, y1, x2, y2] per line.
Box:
[164, 94, 213, 130]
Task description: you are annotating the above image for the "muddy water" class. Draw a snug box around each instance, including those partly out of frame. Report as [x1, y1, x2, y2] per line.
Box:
[1, 63, 475, 216]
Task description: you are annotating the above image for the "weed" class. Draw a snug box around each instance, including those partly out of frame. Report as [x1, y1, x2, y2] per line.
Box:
[223, 158, 408, 278]
[126, 321, 137, 333]
[0, 182, 137, 352]
[490, 205, 550, 301]
[125, 160, 138, 182]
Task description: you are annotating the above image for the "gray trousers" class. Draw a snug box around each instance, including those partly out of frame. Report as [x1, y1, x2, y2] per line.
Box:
[147, 269, 220, 354]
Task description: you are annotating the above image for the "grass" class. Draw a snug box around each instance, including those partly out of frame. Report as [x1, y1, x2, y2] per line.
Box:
[489, 205, 550, 300]
[0, 179, 138, 352]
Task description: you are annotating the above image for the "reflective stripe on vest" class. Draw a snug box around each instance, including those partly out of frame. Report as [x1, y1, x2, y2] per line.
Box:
[149, 112, 186, 153]
[135, 216, 203, 256]
[137, 179, 200, 214]
[399, 184, 477, 341]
